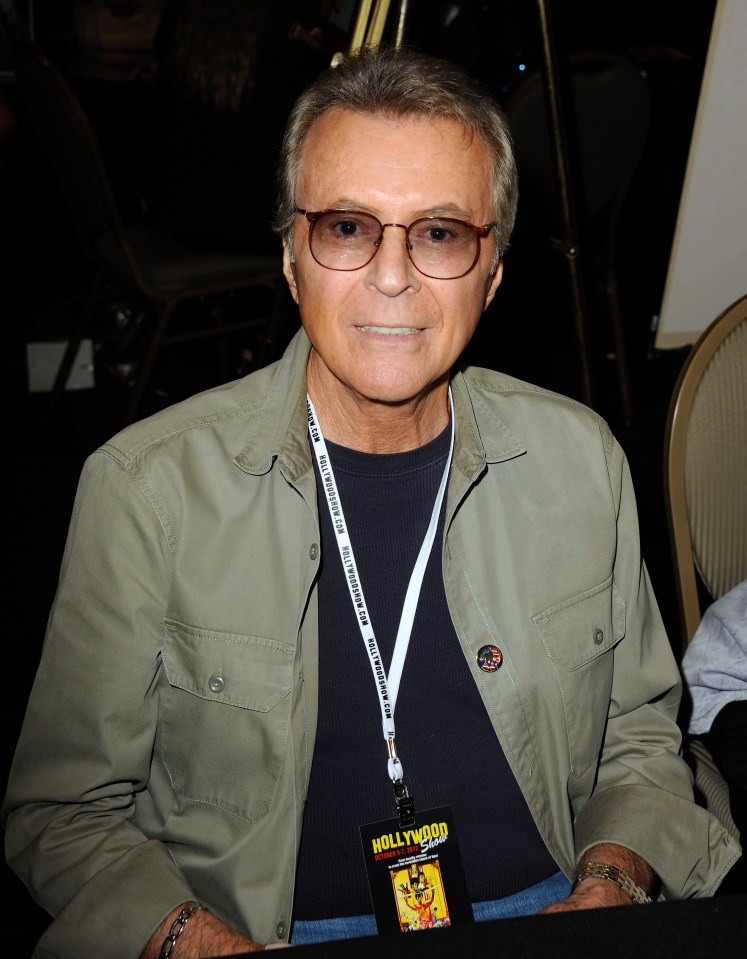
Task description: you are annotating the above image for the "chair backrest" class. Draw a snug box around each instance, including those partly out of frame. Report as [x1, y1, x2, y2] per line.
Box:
[507, 51, 651, 230]
[664, 294, 747, 646]
[13, 44, 124, 251]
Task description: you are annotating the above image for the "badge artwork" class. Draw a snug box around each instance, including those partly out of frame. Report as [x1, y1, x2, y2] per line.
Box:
[392, 861, 449, 932]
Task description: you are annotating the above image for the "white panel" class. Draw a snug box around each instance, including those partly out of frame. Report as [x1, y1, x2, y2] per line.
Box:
[656, 0, 747, 349]
[27, 341, 94, 392]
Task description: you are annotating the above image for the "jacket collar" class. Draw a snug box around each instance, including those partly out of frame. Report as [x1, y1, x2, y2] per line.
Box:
[450, 367, 526, 478]
[233, 328, 526, 478]
[233, 328, 314, 479]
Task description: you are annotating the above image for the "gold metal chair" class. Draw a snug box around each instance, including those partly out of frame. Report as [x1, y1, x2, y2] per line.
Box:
[664, 294, 747, 843]
[664, 293, 747, 649]
[14, 44, 284, 424]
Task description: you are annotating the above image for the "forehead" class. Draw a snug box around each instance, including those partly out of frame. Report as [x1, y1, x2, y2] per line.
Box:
[297, 107, 493, 217]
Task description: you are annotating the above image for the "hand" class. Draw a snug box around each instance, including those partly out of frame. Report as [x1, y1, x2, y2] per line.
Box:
[540, 842, 656, 914]
[140, 903, 265, 958]
[540, 877, 631, 914]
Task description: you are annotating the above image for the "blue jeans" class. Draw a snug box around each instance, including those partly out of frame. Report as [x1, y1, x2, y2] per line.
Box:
[290, 870, 571, 945]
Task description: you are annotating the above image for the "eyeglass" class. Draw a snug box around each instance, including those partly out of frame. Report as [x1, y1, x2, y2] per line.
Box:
[295, 208, 496, 280]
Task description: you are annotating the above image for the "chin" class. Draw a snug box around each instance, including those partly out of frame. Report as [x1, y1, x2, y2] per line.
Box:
[354, 378, 442, 408]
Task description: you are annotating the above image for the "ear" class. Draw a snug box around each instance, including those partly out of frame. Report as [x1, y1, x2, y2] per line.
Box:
[282, 240, 299, 304]
[483, 259, 504, 312]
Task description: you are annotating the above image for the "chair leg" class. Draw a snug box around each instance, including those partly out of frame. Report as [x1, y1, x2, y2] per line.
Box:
[51, 271, 105, 405]
[123, 299, 175, 425]
[252, 280, 295, 372]
[604, 263, 634, 424]
[210, 298, 230, 383]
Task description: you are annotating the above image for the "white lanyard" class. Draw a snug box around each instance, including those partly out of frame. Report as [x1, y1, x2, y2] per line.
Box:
[307, 391, 454, 800]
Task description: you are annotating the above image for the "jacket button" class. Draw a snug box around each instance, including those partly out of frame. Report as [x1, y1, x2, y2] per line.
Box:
[593, 627, 604, 645]
[208, 673, 225, 693]
[276, 920, 287, 939]
[309, 543, 319, 560]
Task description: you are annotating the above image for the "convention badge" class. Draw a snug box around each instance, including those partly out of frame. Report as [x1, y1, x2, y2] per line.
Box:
[360, 805, 471, 935]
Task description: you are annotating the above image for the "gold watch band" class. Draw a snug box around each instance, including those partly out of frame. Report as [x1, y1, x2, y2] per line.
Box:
[575, 861, 653, 904]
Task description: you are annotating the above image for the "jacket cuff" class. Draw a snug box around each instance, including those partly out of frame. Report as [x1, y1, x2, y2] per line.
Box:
[575, 783, 742, 898]
[32, 841, 193, 959]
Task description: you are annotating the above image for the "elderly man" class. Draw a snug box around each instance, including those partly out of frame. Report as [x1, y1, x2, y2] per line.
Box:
[3, 47, 740, 959]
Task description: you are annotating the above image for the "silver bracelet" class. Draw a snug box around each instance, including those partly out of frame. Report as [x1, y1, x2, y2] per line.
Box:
[159, 901, 205, 958]
[574, 861, 653, 904]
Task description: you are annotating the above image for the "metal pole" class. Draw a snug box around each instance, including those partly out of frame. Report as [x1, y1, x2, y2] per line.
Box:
[349, 0, 375, 54]
[363, 0, 393, 48]
[393, 0, 412, 47]
[535, 0, 595, 408]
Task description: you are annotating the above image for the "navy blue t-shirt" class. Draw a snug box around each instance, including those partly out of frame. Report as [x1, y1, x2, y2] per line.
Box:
[293, 426, 557, 919]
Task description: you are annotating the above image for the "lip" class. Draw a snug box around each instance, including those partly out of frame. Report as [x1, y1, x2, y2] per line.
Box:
[355, 325, 425, 336]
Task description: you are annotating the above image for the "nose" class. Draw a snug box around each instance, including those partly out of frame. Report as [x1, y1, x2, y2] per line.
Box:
[365, 223, 420, 296]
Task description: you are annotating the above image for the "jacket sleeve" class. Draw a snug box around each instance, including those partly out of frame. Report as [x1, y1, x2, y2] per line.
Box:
[2, 450, 194, 959]
[573, 430, 741, 897]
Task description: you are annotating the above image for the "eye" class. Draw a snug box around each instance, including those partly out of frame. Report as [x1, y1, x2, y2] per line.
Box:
[425, 227, 451, 242]
[319, 212, 378, 242]
[333, 218, 361, 237]
[412, 219, 465, 245]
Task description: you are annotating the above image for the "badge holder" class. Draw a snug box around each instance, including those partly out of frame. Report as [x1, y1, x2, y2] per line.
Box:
[360, 805, 471, 935]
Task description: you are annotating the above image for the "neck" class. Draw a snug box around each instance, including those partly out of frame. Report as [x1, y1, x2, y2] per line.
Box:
[306, 354, 450, 453]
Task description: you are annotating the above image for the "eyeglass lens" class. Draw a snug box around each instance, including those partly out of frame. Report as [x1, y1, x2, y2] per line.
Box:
[308, 211, 487, 279]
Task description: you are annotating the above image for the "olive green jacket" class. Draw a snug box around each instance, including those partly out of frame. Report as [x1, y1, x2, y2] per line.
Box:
[3, 330, 740, 958]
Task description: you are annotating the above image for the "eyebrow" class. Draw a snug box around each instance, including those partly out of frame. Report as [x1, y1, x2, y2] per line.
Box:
[308, 199, 478, 221]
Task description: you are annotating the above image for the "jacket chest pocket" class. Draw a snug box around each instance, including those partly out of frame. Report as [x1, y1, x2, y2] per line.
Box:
[533, 576, 626, 776]
[160, 621, 294, 822]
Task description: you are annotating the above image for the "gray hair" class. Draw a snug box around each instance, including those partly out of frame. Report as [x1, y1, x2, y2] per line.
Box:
[273, 46, 518, 262]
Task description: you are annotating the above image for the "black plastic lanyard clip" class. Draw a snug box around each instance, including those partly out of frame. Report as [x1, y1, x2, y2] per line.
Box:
[393, 780, 415, 827]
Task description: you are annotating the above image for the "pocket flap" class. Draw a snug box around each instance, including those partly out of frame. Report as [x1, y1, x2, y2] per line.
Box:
[162, 620, 292, 711]
[533, 576, 626, 671]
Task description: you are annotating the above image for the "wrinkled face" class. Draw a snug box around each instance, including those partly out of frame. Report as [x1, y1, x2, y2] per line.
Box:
[284, 108, 503, 411]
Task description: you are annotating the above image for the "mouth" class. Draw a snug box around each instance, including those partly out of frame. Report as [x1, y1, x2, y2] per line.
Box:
[357, 325, 422, 335]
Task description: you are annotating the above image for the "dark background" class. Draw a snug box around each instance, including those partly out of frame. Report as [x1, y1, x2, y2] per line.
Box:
[0, 0, 733, 951]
